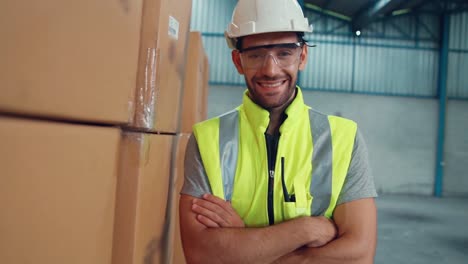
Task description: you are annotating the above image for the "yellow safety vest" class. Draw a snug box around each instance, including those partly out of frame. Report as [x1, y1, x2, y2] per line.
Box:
[193, 87, 357, 227]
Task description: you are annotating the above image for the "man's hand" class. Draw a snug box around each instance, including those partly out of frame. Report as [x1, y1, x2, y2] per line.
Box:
[191, 194, 245, 228]
[305, 216, 337, 248]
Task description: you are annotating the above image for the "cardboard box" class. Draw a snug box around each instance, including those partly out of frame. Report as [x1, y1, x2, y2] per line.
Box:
[166, 134, 191, 264]
[0, 0, 143, 125]
[0, 0, 192, 133]
[112, 132, 174, 264]
[180, 32, 209, 133]
[0, 116, 119, 264]
[133, 0, 192, 132]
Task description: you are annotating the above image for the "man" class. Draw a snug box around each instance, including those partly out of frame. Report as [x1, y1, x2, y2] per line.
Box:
[179, 0, 377, 263]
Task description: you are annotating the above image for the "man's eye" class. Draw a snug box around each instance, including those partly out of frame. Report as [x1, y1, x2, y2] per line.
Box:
[248, 53, 262, 59]
[277, 50, 294, 57]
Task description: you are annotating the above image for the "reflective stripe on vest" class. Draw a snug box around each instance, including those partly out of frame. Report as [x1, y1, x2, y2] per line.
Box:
[193, 109, 239, 201]
[326, 115, 358, 217]
[218, 110, 239, 201]
[309, 110, 332, 216]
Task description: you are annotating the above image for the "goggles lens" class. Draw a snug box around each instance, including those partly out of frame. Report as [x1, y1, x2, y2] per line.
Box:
[239, 42, 303, 69]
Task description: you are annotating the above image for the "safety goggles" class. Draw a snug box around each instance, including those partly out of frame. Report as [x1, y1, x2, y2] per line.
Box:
[238, 42, 304, 69]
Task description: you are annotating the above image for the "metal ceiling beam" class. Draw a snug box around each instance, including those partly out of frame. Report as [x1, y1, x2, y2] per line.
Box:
[304, 3, 351, 21]
[352, 0, 406, 31]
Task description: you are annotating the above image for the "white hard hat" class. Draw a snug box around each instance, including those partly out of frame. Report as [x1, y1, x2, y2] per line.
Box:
[225, 0, 313, 49]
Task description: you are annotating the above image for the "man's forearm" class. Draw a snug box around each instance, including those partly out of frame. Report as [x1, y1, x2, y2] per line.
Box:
[184, 218, 312, 264]
[273, 231, 376, 264]
[273, 198, 377, 264]
[180, 194, 336, 264]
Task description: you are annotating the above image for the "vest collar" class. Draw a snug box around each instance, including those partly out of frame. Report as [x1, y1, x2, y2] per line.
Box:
[242, 86, 308, 133]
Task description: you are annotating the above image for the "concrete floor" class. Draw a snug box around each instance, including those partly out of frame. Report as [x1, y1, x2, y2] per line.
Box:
[375, 194, 468, 264]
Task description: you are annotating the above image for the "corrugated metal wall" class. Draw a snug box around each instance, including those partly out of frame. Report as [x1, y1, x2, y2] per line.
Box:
[190, 0, 244, 85]
[190, 1, 468, 99]
[354, 46, 438, 96]
[202, 36, 244, 85]
[190, 0, 235, 32]
[303, 11, 439, 97]
[448, 11, 468, 99]
[301, 41, 354, 92]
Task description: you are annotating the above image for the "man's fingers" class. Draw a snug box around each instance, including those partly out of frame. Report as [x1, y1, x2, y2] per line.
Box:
[194, 197, 230, 218]
[202, 194, 237, 215]
[192, 203, 229, 226]
[196, 214, 220, 228]
[191, 195, 245, 228]
[202, 194, 227, 206]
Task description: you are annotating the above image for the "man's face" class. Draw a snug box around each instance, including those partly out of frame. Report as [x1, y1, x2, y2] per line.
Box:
[232, 32, 308, 111]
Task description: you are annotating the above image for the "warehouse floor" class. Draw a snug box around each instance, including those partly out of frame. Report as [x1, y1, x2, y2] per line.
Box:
[375, 194, 468, 264]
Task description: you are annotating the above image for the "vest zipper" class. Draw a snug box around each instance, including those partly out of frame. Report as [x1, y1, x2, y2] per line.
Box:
[268, 169, 275, 225]
[265, 133, 280, 226]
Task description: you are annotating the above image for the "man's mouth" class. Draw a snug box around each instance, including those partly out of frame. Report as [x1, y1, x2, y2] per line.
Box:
[256, 80, 287, 88]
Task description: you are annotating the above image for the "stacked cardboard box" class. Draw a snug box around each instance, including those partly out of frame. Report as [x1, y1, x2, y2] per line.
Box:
[0, 1, 210, 264]
[0, 0, 191, 133]
[0, 118, 175, 264]
[0, 117, 119, 264]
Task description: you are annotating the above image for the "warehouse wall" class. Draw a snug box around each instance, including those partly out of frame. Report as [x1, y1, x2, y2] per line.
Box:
[442, 11, 468, 196]
[444, 101, 468, 196]
[448, 11, 468, 98]
[302, 12, 440, 97]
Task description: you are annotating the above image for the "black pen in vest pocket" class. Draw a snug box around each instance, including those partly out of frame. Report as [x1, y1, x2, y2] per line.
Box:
[281, 157, 290, 202]
[281, 157, 295, 202]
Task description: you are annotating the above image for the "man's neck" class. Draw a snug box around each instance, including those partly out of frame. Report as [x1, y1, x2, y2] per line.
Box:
[266, 107, 285, 135]
[265, 88, 297, 135]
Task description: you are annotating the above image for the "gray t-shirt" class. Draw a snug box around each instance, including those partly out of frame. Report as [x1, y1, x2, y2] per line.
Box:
[181, 129, 377, 206]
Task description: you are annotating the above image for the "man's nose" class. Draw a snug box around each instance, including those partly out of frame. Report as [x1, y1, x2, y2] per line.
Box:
[259, 54, 281, 76]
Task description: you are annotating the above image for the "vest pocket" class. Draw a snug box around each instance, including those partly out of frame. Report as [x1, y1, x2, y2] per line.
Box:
[282, 182, 313, 220]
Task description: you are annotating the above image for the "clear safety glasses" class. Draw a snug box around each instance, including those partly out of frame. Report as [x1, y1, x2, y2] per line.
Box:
[239, 42, 304, 69]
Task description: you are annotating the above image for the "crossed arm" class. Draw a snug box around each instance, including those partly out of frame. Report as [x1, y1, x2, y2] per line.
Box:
[179, 194, 377, 264]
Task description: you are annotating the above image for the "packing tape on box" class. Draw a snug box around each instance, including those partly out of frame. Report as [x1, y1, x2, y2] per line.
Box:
[134, 48, 159, 130]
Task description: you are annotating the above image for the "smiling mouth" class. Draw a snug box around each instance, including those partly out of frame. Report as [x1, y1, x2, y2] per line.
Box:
[256, 80, 287, 89]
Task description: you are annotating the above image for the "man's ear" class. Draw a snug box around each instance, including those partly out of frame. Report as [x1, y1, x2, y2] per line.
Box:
[232, 50, 245, 75]
[298, 45, 308, 71]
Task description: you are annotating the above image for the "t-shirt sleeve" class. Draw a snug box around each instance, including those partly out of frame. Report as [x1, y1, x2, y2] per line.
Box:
[337, 128, 378, 205]
[180, 133, 212, 198]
